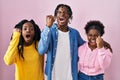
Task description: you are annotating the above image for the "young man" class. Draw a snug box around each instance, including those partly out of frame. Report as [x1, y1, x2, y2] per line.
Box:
[38, 4, 85, 80]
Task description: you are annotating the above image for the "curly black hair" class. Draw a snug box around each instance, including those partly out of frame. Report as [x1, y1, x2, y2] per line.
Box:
[54, 4, 73, 20]
[84, 20, 105, 36]
[11, 19, 41, 59]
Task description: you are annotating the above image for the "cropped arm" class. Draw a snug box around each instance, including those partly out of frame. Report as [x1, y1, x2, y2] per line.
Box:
[97, 48, 113, 70]
[4, 32, 20, 65]
[38, 26, 51, 55]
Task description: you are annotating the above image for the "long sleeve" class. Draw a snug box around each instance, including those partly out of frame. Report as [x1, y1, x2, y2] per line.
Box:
[97, 48, 113, 70]
[4, 32, 20, 65]
[78, 43, 113, 75]
[38, 26, 51, 55]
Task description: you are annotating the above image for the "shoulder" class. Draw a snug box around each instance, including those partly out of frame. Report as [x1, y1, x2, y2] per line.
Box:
[79, 42, 87, 49]
[69, 27, 79, 34]
[51, 23, 57, 29]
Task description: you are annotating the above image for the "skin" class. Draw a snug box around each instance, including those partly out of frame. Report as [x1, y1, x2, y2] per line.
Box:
[22, 22, 35, 46]
[87, 29, 104, 50]
[13, 22, 35, 46]
[46, 6, 70, 32]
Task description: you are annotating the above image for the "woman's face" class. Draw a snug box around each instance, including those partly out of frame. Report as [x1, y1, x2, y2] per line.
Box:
[87, 29, 100, 47]
[22, 22, 35, 46]
[56, 6, 70, 27]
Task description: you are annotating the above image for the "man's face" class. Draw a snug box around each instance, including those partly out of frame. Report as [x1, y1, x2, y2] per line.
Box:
[56, 6, 70, 27]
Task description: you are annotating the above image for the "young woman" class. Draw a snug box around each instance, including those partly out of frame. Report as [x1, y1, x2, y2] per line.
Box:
[4, 19, 44, 80]
[78, 20, 113, 80]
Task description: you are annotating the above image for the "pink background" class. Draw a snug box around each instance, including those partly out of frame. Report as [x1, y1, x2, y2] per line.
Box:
[0, 0, 120, 80]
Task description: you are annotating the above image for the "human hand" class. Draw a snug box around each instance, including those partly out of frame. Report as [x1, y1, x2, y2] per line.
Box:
[13, 28, 21, 33]
[46, 15, 55, 28]
[96, 36, 104, 49]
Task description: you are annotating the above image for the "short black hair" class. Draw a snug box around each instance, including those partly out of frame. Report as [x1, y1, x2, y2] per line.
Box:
[54, 4, 73, 19]
[84, 20, 105, 36]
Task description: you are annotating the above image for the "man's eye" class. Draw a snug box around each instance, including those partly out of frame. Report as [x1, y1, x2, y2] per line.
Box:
[88, 34, 92, 36]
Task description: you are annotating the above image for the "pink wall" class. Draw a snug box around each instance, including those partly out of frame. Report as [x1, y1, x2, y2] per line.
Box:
[0, 0, 120, 80]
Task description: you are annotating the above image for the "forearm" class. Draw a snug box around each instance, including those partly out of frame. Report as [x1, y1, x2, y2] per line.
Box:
[4, 32, 20, 65]
[97, 48, 113, 70]
[38, 26, 51, 55]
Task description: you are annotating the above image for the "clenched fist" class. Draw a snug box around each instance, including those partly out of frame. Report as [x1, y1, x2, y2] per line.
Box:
[96, 36, 104, 49]
[46, 15, 55, 28]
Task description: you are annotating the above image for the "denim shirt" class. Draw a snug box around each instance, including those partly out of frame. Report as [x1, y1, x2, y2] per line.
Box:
[38, 23, 85, 80]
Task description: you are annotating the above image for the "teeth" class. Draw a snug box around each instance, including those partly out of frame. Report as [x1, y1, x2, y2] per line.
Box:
[60, 18, 65, 22]
[91, 40, 95, 42]
[60, 17, 65, 20]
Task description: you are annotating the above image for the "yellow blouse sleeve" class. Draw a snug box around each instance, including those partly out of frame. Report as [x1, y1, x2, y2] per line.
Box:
[4, 32, 20, 65]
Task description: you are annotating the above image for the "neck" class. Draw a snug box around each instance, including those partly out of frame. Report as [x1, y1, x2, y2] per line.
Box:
[58, 25, 68, 32]
[88, 43, 97, 51]
[24, 41, 33, 46]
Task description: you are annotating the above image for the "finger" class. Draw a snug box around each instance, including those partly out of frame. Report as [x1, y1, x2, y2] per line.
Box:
[13, 28, 21, 32]
[97, 36, 101, 39]
[53, 16, 56, 21]
[47, 15, 55, 21]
